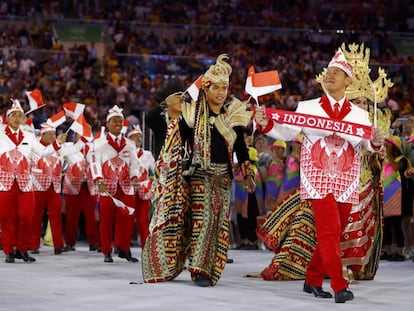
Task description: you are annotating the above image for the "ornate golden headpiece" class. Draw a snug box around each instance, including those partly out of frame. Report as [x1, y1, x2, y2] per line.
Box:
[316, 42, 393, 103]
[202, 54, 232, 87]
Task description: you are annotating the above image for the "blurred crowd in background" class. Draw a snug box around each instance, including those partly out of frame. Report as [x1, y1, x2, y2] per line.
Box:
[0, 0, 412, 146]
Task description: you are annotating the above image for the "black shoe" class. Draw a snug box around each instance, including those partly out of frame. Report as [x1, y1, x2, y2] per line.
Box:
[54, 248, 64, 255]
[118, 250, 139, 262]
[303, 282, 332, 298]
[380, 252, 391, 260]
[388, 253, 405, 261]
[193, 274, 211, 287]
[31, 249, 40, 254]
[89, 244, 98, 251]
[113, 247, 120, 254]
[226, 258, 234, 264]
[63, 246, 76, 252]
[15, 251, 36, 262]
[96, 246, 102, 253]
[104, 254, 113, 263]
[5, 253, 15, 263]
[334, 288, 354, 303]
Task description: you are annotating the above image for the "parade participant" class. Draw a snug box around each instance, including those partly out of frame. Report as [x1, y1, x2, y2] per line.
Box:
[127, 124, 155, 248]
[382, 136, 413, 261]
[265, 140, 286, 212]
[0, 100, 67, 263]
[235, 147, 265, 250]
[29, 122, 75, 255]
[255, 48, 384, 303]
[316, 42, 393, 280]
[143, 54, 254, 287]
[146, 78, 185, 160]
[91, 105, 140, 263]
[62, 132, 99, 252]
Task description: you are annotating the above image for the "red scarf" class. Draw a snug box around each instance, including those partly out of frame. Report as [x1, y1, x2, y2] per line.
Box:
[107, 134, 126, 153]
[5, 126, 23, 146]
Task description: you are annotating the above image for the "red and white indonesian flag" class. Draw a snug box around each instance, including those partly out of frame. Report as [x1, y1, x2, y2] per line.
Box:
[263, 108, 373, 139]
[94, 126, 106, 141]
[245, 66, 282, 104]
[46, 111, 66, 128]
[25, 89, 45, 113]
[70, 114, 93, 141]
[186, 75, 202, 102]
[63, 102, 85, 119]
[109, 195, 134, 215]
[121, 118, 129, 135]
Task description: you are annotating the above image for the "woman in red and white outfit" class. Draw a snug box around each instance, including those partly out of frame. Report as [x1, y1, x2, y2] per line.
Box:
[0, 100, 67, 263]
[63, 133, 99, 251]
[91, 105, 140, 263]
[127, 124, 155, 248]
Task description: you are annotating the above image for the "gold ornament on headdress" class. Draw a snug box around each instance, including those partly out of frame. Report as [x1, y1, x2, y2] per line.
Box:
[202, 54, 232, 87]
[316, 42, 393, 103]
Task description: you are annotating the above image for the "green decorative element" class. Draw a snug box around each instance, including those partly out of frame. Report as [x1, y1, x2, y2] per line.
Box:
[54, 23, 102, 42]
[391, 35, 414, 57]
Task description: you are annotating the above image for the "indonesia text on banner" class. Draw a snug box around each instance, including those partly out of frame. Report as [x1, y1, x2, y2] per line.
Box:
[265, 108, 372, 139]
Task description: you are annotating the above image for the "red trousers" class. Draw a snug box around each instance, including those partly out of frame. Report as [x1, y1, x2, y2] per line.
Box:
[64, 183, 99, 247]
[134, 196, 150, 247]
[99, 186, 135, 255]
[305, 193, 351, 293]
[29, 187, 64, 250]
[0, 182, 35, 254]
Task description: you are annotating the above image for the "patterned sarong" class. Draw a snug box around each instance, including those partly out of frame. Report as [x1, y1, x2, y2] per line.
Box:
[142, 119, 191, 283]
[256, 190, 316, 280]
[187, 163, 232, 286]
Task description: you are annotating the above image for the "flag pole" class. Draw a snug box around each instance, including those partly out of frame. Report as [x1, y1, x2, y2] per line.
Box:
[371, 83, 377, 128]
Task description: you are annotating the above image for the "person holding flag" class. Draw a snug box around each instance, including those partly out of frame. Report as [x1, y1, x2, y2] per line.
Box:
[0, 100, 67, 263]
[146, 78, 185, 160]
[28, 122, 81, 255]
[143, 54, 254, 287]
[255, 48, 385, 303]
[127, 124, 155, 248]
[90, 105, 140, 263]
[62, 130, 100, 252]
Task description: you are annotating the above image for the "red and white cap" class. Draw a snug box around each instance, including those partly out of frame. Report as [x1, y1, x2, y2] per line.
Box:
[127, 124, 142, 138]
[106, 105, 124, 122]
[40, 122, 56, 135]
[6, 99, 24, 116]
[328, 48, 354, 78]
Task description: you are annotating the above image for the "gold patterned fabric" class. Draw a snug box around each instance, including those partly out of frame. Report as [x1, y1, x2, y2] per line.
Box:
[187, 163, 232, 286]
[142, 119, 191, 283]
[256, 191, 316, 280]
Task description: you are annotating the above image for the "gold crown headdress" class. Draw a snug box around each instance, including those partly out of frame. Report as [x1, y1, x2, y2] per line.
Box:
[316, 42, 393, 103]
[202, 54, 232, 87]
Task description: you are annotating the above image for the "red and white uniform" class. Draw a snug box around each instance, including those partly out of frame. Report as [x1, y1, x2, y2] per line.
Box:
[260, 94, 379, 293]
[262, 95, 378, 204]
[91, 133, 139, 255]
[28, 141, 80, 251]
[0, 126, 61, 255]
[62, 140, 99, 249]
[133, 146, 155, 247]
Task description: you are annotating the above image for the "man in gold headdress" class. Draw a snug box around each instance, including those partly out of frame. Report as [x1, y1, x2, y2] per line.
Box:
[142, 54, 254, 287]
